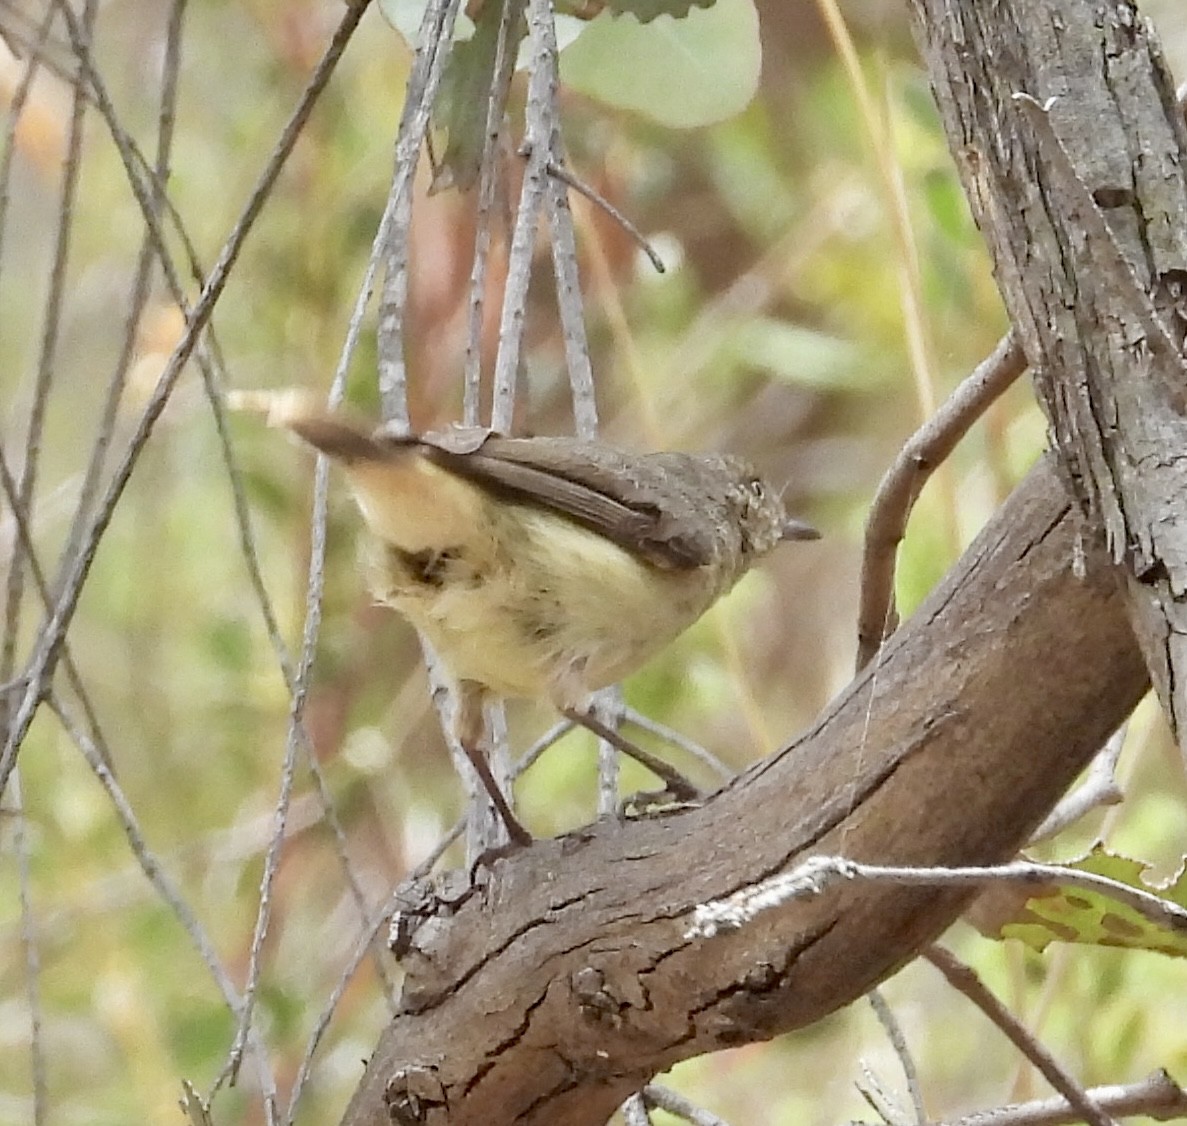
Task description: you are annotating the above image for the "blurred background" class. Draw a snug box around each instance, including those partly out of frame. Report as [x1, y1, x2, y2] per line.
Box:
[1, 0, 1186, 1122]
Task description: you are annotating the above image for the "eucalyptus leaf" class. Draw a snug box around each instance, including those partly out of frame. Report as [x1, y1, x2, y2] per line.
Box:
[434, 0, 526, 191]
[975, 845, 1187, 959]
[560, 0, 760, 128]
[378, 0, 582, 56]
[569, 0, 716, 20]
[727, 317, 862, 389]
[378, 0, 475, 50]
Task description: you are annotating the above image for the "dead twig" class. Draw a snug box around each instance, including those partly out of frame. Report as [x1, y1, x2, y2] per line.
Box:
[856, 333, 1025, 668]
[542, 155, 665, 275]
[868, 989, 926, 1125]
[1030, 725, 1127, 844]
[924, 947, 1117, 1126]
[916, 1070, 1187, 1126]
[688, 855, 1187, 941]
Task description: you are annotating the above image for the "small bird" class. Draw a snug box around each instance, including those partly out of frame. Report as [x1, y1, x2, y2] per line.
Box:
[232, 390, 818, 844]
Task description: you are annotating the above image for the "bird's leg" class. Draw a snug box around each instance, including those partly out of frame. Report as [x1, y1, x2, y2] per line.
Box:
[561, 705, 703, 804]
[455, 686, 533, 847]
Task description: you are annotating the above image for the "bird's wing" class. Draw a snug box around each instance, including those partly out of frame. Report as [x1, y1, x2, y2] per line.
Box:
[228, 395, 715, 571]
[413, 427, 715, 571]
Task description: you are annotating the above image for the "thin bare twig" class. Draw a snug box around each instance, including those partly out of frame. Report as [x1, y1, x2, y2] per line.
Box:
[487, 696, 518, 853]
[920, 1070, 1187, 1126]
[924, 947, 1118, 1126]
[376, 0, 465, 423]
[0, 0, 372, 802]
[0, 4, 55, 337]
[856, 332, 1025, 668]
[593, 689, 622, 818]
[513, 717, 574, 776]
[0, 5, 75, 87]
[868, 989, 925, 1125]
[489, 0, 557, 432]
[1030, 725, 1127, 844]
[40, 692, 278, 1107]
[0, 7, 55, 552]
[462, 0, 523, 427]
[544, 157, 665, 276]
[622, 1092, 653, 1126]
[687, 855, 1187, 940]
[643, 1084, 732, 1126]
[544, 154, 599, 439]
[1, 0, 95, 722]
[10, 771, 46, 1125]
[620, 706, 734, 782]
[529, 33, 612, 789]
[179, 1080, 215, 1126]
[52, 0, 186, 593]
[218, 477, 326, 1096]
[855, 1060, 913, 1126]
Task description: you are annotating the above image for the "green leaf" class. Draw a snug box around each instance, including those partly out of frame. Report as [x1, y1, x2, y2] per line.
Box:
[725, 317, 863, 390]
[378, 0, 469, 46]
[434, 0, 525, 191]
[975, 845, 1187, 958]
[378, 0, 580, 58]
[571, 0, 715, 20]
[560, 0, 761, 128]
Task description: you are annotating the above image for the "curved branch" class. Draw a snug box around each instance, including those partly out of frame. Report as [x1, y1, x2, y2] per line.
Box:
[341, 457, 1147, 1126]
[857, 332, 1026, 668]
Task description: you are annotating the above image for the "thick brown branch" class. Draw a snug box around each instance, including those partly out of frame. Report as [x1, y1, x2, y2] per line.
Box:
[341, 457, 1147, 1126]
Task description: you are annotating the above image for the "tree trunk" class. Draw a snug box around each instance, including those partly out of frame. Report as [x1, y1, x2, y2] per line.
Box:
[907, 0, 1187, 755]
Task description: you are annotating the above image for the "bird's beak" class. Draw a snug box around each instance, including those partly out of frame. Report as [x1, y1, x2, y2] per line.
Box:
[781, 518, 821, 542]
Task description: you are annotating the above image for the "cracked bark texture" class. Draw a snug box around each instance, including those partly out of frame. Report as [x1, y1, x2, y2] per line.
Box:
[908, 0, 1187, 749]
[341, 459, 1147, 1126]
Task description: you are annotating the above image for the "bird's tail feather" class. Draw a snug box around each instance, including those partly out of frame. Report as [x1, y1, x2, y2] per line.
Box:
[228, 389, 392, 464]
